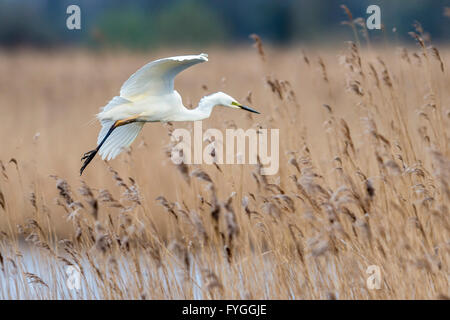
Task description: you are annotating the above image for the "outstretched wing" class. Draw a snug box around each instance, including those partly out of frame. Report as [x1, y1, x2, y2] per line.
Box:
[120, 53, 208, 99]
[98, 120, 144, 161]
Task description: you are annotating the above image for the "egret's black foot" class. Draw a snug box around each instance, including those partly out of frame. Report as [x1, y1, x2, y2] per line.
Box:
[80, 149, 98, 176]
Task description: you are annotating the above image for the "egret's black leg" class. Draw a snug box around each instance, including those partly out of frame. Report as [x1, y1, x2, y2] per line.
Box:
[80, 149, 99, 176]
[80, 122, 117, 176]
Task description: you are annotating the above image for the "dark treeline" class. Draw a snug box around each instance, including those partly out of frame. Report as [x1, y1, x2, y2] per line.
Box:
[0, 0, 448, 48]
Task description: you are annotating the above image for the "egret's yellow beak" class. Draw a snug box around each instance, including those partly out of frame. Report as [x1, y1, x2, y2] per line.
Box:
[231, 101, 260, 114]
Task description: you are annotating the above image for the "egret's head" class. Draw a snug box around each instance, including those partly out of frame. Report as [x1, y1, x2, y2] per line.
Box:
[213, 92, 260, 114]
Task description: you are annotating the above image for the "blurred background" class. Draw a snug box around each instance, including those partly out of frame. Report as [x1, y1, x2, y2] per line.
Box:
[0, 0, 448, 231]
[0, 0, 449, 49]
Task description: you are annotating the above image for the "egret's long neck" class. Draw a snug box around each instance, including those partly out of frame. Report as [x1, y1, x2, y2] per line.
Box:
[175, 93, 219, 121]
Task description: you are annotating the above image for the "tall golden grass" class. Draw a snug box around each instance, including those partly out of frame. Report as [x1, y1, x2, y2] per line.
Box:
[0, 31, 449, 299]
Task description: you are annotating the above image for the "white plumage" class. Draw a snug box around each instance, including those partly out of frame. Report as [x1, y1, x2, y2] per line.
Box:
[120, 53, 208, 98]
[80, 53, 259, 175]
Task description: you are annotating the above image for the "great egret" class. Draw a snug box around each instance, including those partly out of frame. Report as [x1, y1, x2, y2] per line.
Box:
[80, 53, 259, 175]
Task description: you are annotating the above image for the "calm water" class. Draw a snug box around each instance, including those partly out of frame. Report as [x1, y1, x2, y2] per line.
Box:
[0, 242, 207, 299]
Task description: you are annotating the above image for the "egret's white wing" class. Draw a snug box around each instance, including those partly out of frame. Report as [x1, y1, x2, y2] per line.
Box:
[120, 53, 208, 99]
[96, 96, 130, 146]
[100, 96, 131, 113]
[98, 121, 144, 161]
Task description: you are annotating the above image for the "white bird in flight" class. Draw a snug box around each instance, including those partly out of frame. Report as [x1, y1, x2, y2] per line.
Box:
[80, 53, 259, 175]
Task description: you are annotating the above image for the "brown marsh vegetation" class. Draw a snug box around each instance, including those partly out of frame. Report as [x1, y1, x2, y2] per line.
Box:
[0, 24, 449, 299]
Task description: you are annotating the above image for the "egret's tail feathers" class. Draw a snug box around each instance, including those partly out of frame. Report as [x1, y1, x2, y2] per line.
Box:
[98, 122, 144, 161]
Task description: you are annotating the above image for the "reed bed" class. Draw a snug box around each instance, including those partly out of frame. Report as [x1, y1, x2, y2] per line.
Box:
[0, 28, 449, 299]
